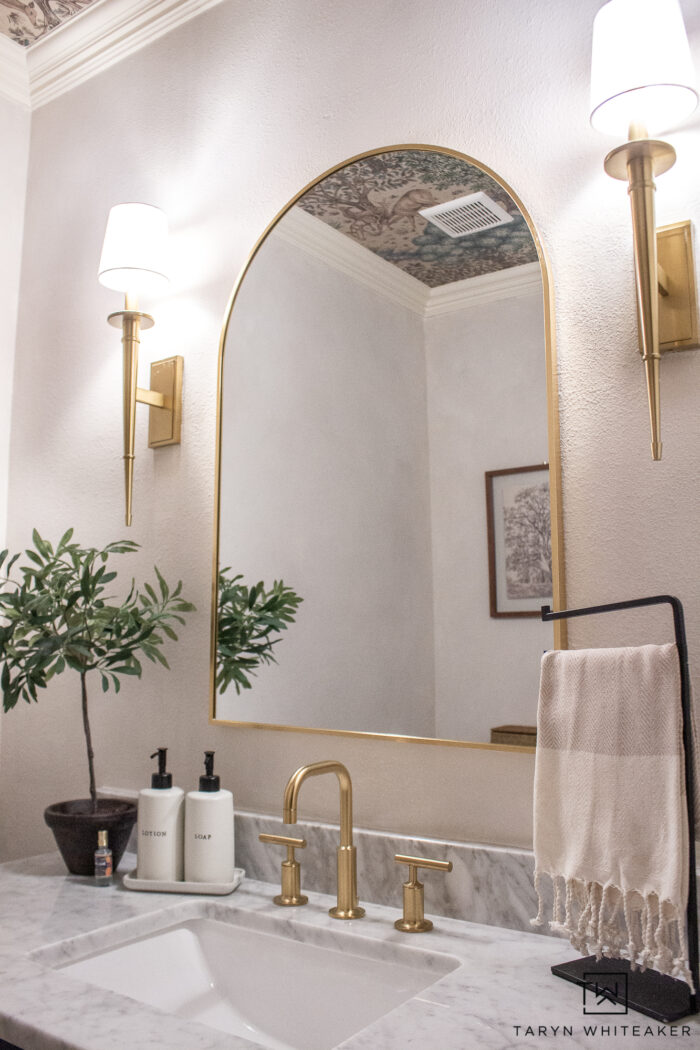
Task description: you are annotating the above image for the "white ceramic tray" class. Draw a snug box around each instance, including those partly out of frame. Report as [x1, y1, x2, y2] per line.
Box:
[123, 867, 245, 895]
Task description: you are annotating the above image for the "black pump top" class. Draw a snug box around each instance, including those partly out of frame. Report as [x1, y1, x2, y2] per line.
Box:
[199, 750, 220, 792]
[150, 748, 173, 789]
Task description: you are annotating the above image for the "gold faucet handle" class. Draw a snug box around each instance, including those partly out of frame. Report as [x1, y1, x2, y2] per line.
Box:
[259, 832, 307, 854]
[393, 854, 453, 933]
[258, 833, 308, 907]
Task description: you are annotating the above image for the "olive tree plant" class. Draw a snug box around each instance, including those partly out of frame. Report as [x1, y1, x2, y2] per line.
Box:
[0, 529, 195, 807]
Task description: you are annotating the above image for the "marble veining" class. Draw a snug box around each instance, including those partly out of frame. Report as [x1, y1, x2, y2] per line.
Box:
[0, 852, 696, 1050]
[235, 810, 554, 937]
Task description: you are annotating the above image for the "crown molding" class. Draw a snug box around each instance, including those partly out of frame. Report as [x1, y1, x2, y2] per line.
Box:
[274, 206, 430, 316]
[29, 0, 226, 108]
[0, 36, 30, 108]
[274, 207, 542, 317]
[423, 262, 542, 316]
[0, 0, 225, 110]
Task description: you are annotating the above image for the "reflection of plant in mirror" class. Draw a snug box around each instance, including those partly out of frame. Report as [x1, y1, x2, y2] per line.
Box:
[0, 529, 196, 805]
[217, 571, 303, 695]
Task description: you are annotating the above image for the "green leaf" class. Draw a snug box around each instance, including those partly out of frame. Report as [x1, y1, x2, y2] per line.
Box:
[80, 563, 91, 599]
[57, 527, 74, 549]
[154, 566, 169, 600]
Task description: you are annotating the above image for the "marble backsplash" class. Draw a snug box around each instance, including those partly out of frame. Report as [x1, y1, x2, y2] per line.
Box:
[111, 790, 698, 941]
[233, 809, 555, 938]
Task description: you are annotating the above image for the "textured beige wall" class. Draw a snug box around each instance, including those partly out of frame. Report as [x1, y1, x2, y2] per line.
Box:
[1, 0, 699, 861]
[0, 93, 29, 548]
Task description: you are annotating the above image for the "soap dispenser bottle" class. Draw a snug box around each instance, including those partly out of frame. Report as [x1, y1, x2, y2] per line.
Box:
[137, 748, 185, 881]
[185, 751, 235, 883]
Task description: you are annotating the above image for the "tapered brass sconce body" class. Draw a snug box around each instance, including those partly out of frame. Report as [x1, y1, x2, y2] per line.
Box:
[107, 305, 182, 526]
[99, 203, 183, 525]
[604, 135, 676, 461]
[283, 760, 365, 919]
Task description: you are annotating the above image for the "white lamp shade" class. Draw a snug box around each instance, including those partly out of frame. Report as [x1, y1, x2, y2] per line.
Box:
[590, 0, 698, 136]
[98, 203, 169, 296]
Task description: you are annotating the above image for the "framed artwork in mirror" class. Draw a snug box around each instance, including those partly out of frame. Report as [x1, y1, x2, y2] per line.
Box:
[485, 464, 551, 618]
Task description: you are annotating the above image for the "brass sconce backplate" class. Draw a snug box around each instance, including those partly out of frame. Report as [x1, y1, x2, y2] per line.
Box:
[144, 355, 183, 448]
[657, 221, 699, 353]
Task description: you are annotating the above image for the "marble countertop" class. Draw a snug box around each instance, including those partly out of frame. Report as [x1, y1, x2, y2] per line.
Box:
[0, 852, 697, 1050]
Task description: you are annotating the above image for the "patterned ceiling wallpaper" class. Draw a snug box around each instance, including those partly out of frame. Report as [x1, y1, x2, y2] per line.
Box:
[0, 0, 98, 47]
[297, 150, 538, 288]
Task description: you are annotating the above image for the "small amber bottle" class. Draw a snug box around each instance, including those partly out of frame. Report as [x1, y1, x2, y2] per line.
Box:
[94, 829, 113, 886]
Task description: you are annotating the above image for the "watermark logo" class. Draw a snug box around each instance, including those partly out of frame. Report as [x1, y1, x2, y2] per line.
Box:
[582, 972, 628, 1015]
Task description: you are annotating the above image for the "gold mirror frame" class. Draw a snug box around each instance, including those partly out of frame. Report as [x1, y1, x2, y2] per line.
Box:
[210, 143, 566, 752]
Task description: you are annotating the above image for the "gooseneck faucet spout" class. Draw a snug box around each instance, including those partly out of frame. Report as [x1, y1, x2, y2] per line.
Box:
[283, 760, 364, 919]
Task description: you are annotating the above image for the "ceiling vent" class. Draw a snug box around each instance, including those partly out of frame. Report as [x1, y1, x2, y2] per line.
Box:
[419, 191, 513, 238]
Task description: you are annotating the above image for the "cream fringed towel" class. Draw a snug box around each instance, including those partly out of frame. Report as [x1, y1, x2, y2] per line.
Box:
[532, 643, 699, 991]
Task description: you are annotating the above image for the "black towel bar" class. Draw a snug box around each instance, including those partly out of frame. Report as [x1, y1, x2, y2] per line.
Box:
[540, 595, 698, 1023]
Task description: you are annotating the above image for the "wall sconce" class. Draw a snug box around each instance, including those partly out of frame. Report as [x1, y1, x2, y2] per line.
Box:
[590, 0, 698, 460]
[98, 203, 183, 525]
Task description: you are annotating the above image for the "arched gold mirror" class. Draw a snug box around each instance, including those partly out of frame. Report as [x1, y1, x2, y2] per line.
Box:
[211, 145, 565, 749]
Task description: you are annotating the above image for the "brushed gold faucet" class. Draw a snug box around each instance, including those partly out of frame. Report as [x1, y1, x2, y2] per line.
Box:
[283, 760, 365, 919]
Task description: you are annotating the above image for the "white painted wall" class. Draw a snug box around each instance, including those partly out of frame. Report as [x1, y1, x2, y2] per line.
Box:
[426, 291, 551, 743]
[217, 227, 435, 735]
[0, 93, 29, 548]
[1, 0, 699, 861]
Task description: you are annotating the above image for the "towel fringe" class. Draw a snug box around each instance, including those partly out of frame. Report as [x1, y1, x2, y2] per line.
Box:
[532, 870, 695, 993]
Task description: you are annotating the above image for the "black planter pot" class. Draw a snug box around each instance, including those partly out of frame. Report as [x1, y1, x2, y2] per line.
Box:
[44, 798, 137, 876]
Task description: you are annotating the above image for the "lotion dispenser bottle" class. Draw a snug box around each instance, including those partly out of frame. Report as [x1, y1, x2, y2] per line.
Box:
[185, 751, 235, 883]
[137, 748, 184, 881]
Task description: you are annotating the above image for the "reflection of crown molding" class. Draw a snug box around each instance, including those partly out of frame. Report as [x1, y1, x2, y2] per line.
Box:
[274, 207, 541, 317]
[423, 262, 542, 316]
[0, 36, 30, 108]
[274, 206, 429, 315]
[0, 0, 225, 110]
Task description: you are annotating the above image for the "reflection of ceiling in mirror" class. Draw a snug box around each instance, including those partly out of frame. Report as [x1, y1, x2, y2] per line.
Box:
[297, 150, 538, 288]
[0, 0, 99, 47]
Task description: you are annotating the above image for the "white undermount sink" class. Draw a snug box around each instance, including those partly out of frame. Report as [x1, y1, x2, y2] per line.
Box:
[51, 908, 460, 1050]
